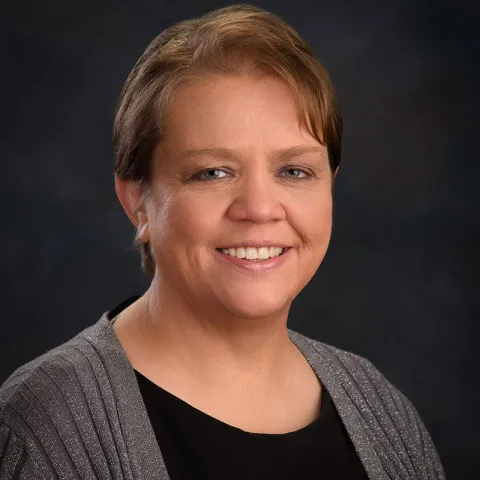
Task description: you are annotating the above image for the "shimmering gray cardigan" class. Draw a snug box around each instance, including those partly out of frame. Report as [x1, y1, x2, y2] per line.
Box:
[0, 313, 445, 479]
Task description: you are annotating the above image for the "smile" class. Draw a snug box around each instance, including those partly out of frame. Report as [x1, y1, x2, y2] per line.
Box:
[214, 247, 291, 273]
[216, 246, 285, 260]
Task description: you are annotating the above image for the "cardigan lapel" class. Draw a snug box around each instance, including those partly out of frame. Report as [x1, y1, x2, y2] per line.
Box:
[288, 330, 392, 480]
[85, 314, 170, 480]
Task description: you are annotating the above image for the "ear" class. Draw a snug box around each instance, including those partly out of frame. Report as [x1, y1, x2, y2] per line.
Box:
[114, 175, 150, 244]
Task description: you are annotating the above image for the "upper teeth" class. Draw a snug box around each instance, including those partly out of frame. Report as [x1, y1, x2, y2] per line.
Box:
[220, 247, 284, 260]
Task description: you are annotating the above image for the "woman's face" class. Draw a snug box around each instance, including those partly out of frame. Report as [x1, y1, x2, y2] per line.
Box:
[144, 73, 334, 321]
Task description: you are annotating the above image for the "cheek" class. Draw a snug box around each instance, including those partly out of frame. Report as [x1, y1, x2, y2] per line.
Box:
[156, 194, 221, 243]
[291, 193, 333, 244]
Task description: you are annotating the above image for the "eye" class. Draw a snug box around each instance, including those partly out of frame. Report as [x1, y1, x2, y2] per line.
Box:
[193, 169, 230, 181]
[281, 167, 310, 179]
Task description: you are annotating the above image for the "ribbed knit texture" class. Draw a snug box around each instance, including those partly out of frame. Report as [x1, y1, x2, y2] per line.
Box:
[0, 313, 445, 479]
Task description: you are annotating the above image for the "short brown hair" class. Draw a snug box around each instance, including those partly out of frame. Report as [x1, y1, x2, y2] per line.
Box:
[113, 4, 342, 276]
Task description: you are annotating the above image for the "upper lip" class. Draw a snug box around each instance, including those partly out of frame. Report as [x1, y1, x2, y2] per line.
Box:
[217, 241, 292, 249]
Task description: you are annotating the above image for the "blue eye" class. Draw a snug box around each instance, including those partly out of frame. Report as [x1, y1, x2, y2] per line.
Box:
[282, 168, 309, 179]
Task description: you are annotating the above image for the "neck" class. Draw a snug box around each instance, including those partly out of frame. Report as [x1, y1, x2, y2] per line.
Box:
[113, 285, 297, 392]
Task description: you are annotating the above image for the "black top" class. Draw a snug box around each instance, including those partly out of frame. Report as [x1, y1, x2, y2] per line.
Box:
[134, 369, 370, 479]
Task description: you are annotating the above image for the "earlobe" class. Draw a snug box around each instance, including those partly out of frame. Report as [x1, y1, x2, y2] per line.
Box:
[114, 175, 150, 243]
[136, 212, 150, 243]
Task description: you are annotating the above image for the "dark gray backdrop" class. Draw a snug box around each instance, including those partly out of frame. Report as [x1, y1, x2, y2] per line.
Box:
[2, 1, 478, 478]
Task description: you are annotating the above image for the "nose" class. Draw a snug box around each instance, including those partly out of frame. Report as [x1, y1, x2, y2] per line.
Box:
[226, 171, 286, 224]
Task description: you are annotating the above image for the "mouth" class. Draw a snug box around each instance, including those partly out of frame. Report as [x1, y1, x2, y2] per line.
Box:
[215, 247, 290, 261]
[214, 246, 292, 272]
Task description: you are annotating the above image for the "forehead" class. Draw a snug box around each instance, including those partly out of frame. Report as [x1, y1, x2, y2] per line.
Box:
[161, 74, 321, 151]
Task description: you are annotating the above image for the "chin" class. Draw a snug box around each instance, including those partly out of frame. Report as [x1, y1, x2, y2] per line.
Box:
[223, 293, 292, 320]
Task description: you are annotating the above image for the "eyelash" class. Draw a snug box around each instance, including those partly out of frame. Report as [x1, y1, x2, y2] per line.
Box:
[190, 166, 313, 182]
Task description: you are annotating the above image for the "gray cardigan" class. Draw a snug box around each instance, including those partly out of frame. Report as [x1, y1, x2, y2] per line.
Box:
[0, 312, 445, 479]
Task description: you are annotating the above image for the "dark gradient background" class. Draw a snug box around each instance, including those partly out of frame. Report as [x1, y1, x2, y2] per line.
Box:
[1, 1, 478, 478]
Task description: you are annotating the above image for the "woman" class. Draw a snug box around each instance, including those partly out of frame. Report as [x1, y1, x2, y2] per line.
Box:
[0, 5, 445, 479]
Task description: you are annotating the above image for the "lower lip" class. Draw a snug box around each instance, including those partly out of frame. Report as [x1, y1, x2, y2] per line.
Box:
[214, 248, 292, 273]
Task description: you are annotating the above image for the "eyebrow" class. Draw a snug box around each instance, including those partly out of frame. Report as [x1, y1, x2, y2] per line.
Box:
[177, 145, 326, 162]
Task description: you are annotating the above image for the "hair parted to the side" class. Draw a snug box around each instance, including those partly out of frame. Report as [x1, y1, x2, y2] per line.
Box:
[113, 3, 343, 277]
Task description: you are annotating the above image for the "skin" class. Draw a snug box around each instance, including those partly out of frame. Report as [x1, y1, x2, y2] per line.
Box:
[114, 73, 338, 428]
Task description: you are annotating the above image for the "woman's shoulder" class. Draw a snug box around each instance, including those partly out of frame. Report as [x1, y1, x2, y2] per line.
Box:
[0, 314, 112, 423]
[288, 328, 417, 417]
[288, 329, 446, 478]
[0, 310, 151, 478]
[0, 313, 118, 477]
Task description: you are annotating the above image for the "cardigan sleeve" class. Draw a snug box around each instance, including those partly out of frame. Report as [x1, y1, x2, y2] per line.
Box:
[396, 391, 446, 480]
[353, 354, 446, 480]
[0, 379, 58, 480]
[0, 420, 53, 479]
